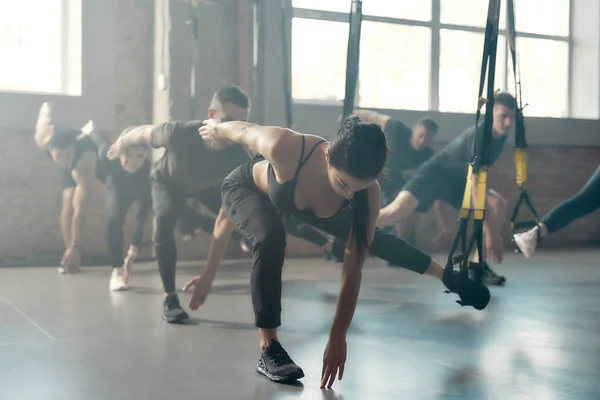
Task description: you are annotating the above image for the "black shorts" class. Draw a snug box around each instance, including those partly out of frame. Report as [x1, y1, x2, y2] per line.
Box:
[61, 168, 76, 190]
[403, 163, 466, 212]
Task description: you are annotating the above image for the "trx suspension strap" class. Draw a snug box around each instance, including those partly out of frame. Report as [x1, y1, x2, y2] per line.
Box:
[186, 0, 200, 120]
[251, 0, 266, 125]
[341, 0, 363, 121]
[444, 0, 500, 295]
[506, 0, 540, 244]
[280, 0, 294, 129]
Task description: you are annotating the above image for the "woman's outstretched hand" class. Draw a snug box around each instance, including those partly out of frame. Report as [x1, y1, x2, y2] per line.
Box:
[321, 332, 347, 388]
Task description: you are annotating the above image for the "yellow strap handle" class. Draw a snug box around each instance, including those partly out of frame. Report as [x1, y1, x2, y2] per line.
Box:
[515, 149, 527, 187]
[459, 164, 488, 220]
[473, 167, 488, 221]
[460, 165, 474, 219]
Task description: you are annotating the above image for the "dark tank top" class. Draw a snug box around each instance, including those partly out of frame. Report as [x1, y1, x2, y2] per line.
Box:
[48, 133, 98, 188]
[265, 135, 350, 220]
[47, 133, 96, 169]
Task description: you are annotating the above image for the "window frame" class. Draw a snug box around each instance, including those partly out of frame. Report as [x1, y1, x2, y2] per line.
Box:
[290, 0, 572, 116]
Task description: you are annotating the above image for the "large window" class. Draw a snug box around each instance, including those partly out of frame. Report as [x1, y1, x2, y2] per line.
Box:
[359, 22, 430, 110]
[439, 30, 506, 113]
[440, 0, 507, 30]
[511, 38, 569, 117]
[291, 0, 572, 117]
[291, 18, 348, 102]
[0, 0, 81, 95]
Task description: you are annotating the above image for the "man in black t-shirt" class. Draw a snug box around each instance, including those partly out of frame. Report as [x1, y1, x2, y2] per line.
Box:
[352, 110, 439, 241]
[34, 102, 99, 274]
[111, 85, 252, 323]
[377, 92, 517, 285]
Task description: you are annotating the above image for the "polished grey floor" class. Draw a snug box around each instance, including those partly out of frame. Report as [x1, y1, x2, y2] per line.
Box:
[1, 250, 600, 400]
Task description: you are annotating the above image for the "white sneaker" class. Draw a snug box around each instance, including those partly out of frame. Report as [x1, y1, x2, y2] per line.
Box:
[58, 264, 79, 274]
[513, 227, 540, 259]
[109, 268, 128, 291]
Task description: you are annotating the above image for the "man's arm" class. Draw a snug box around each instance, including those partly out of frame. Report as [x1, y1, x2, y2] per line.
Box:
[60, 188, 75, 249]
[70, 152, 97, 247]
[203, 207, 235, 280]
[184, 206, 236, 310]
[351, 109, 391, 130]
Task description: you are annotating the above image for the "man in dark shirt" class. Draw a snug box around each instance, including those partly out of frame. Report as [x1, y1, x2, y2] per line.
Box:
[34, 102, 98, 274]
[111, 85, 253, 323]
[377, 92, 517, 285]
[352, 111, 438, 241]
[78, 120, 152, 291]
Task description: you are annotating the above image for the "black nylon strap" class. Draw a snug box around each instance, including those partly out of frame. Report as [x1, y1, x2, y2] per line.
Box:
[280, 0, 293, 129]
[471, 0, 501, 171]
[507, 0, 527, 148]
[342, 0, 363, 121]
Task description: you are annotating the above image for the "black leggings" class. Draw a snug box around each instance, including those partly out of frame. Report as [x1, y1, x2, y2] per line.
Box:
[153, 181, 231, 293]
[221, 164, 432, 329]
[540, 166, 600, 233]
[179, 200, 329, 248]
[106, 185, 150, 268]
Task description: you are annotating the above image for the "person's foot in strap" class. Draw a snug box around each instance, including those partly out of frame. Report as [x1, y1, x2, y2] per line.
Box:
[513, 226, 541, 258]
[256, 339, 304, 384]
[162, 294, 189, 323]
[443, 267, 491, 310]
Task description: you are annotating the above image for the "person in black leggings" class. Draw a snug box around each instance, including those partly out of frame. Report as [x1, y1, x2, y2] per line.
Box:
[514, 165, 600, 258]
[183, 116, 490, 387]
[79, 121, 152, 291]
[109, 85, 257, 323]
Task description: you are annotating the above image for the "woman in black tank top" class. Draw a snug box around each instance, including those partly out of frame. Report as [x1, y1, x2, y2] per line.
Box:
[184, 116, 490, 387]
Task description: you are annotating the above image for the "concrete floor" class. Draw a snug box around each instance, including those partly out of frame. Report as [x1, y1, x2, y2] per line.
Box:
[1, 250, 600, 400]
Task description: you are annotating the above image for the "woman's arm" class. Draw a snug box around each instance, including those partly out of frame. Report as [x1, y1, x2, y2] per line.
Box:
[330, 182, 380, 335]
[203, 120, 300, 177]
[321, 182, 381, 388]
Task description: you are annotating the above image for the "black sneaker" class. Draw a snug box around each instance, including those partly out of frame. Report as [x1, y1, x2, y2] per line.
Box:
[256, 340, 304, 384]
[483, 263, 506, 286]
[162, 294, 189, 323]
[443, 268, 491, 310]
